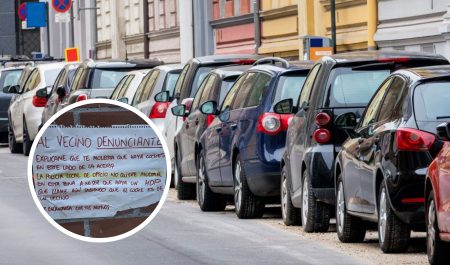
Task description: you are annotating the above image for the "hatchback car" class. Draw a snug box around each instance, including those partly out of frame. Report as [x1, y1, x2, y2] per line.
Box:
[275, 51, 448, 232]
[156, 55, 259, 179]
[110, 69, 150, 104]
[7, 62, 66, 155]
[198, 58, 312, 217]
[426, 122, 450, 265]
[335, 65, 450, 253]
[67, 59, 162, 104]
[0, 67, 23, 142]
[40, 63, 78, 126]
[171, 65, 251, 200]
[132, 64, 182, 132]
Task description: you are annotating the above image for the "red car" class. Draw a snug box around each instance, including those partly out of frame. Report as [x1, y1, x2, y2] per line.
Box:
[425, 122, 450, 265]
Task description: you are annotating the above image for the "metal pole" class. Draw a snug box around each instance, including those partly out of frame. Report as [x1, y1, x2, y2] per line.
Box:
[330, 0, 337, 54]
[46, 2, 51, 56]
[143, 0, 149, 59]
[253, 0, 260, 54]
[70, 1, 75, 47]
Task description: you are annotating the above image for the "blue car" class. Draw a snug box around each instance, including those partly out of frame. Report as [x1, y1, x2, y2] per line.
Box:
[198, 58, 312, 218]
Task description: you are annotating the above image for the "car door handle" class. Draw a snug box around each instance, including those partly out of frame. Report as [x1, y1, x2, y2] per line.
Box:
[230, 123, 238, 130]
[215, 126, 222, 133]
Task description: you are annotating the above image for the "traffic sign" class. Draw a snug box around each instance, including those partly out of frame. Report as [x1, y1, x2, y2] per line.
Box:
[26, 2, 47, 28]
[52, 0, 72, 13]
[18, 3, 26, 21]
[65, 48, 80, 62]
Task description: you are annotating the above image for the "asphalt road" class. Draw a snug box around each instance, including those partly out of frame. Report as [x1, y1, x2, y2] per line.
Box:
[0, 145, 368, 265]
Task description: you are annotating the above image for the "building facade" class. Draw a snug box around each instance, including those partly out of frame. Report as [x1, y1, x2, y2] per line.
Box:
[96, 0, 181, 63]
[375, 0, 450, 60]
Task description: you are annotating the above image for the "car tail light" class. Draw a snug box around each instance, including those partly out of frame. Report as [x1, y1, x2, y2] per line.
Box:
[231, 59, 257, 65]
[396, 128, 436, 152]
[313, 128, 331, 144]
[257, 113, 292, 136]
[206, 114, 215, 127]
[76, 94, 87, 102]
[377, 57, 410, 63]
[149, 102, 170, 119]
[401, 198, 425, 204]
[32, 96, 47, 107]
[315, 112, 332, 126]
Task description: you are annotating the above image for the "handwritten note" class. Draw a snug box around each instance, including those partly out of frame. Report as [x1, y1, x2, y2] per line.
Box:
[32, 125, 166, 220]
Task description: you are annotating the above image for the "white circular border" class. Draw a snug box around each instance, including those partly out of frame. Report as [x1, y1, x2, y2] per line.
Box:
[27, 99, 172, 243]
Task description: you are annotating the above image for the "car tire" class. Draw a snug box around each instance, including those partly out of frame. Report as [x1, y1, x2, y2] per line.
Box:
[301, 170, 330, 233]
[378, 181, 410, 253]
[8, 122, 22, 154]
[233, 154, 265, 219]
[22, 119, 32, 156]
[197, 151, 227, 211]
[336, 175, 366, 243]
[281, 165, 301, 226]
[427, 191, 450, 265]
[175, 148, 196, 200]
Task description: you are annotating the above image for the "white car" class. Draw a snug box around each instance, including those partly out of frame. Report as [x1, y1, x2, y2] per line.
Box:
[8, 62, 66, 155]
[110, 69, 150, 104]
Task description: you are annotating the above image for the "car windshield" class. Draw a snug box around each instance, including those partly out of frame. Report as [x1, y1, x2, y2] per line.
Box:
[92, 69, 129, 89]
[190, 66, 214, 97]
[0, 69, 22, 89]
[274, 75, 307, 106]
[325, 67, 391, 107]
[45, 69, 63, 85]
[163, 72, 181, 97]
[414, 81, 450, 121]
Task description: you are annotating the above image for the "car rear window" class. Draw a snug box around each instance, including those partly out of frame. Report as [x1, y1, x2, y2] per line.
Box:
[414, 81, 450, 121]
[163, 72, 181, 97]
[274, 75, 307, 106]
[45, 69, 63, 86]
[326, 67, 390, 107]
[0, 69, 22, 89]
[92, 69, 130, 89]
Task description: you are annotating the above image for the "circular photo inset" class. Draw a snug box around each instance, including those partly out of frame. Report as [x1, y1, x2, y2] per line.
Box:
[28, 99, 170, 242]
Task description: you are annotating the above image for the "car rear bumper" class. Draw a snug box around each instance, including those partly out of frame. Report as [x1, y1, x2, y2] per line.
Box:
[0, 117, 8, 133]
[243, 159, 281, 197]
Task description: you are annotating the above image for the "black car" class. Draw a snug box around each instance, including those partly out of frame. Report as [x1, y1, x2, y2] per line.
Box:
[67, 59, 163, 104]
[274, 51, 448, 231]
[171, 65, 251, 200]
[335, 65, 450, 253]
[0, 67, 23, 142]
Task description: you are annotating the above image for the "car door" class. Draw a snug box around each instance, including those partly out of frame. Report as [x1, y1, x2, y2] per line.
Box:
[44, 68, 67, 122]
[359, 76, 406, 213]
[352, 77, 393, 213]
[134, 71, 160, 116]
[288, 64, 321, 201]
[205, 74, 246, 186]
[219, 72, 257, 186]
[14, 69, 40, 139]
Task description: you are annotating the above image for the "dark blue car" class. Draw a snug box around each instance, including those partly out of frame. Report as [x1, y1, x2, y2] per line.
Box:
[198, 58, 312, 218]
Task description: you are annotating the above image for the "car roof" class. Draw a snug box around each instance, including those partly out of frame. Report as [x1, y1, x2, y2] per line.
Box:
[323, 50, 448, 64]
[248, 60, 314, 75]
[155, 64, 184, 72]
[126, 69, 151, 76]
[210, 65, 252, 78]
[396, 65, 450, 82]
[35, 62, 67, 71]
[192, 54, 260, 64]
[82, 58, 163, 69]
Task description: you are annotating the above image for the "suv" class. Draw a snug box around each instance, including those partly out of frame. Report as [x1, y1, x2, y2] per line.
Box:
[0, 67, 23, 142]
[171, 65, 251, 200]
[198, 58, 312, 217]
[276, 51, 448, 232]
[67, 59, 162, 104]
[156, 55, 260, 180]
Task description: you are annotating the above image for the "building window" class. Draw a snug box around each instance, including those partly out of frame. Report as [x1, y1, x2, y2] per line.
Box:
[421, 44, 435, 54]
[212, 0, 252, 20]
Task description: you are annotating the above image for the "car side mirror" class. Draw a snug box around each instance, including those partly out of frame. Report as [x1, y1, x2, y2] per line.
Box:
[171, 104, 187, 117]
[5, 85, 19, 94]
[200, 101, 218, 115]
[335, 112, 358, 129]
[2, 86, 11, 93]
[117, 97, 129, 104]
[35, 87, 48, 99]
[155, 91, 170, 103]
[56, 86, 66, 98]
[274, 98, 295, 114]
[436, 122, 450, 141]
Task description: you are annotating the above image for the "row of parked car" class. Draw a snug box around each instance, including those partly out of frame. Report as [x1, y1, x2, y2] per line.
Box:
[0, 51, 449, 264]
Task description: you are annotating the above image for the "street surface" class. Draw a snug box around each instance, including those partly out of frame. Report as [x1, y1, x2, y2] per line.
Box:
[0, 145, 426, 265]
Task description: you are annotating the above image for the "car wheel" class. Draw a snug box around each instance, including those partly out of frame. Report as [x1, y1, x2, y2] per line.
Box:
[281, 165, 301, 226]
[301, 170, 330, 233]
[8, 122, 22, 154]
[336, 175, 366, 243]
[427, 191, 450, 264]
[233, 154, 265, 219]
[378, 182, 410, 253]
[22, 119, 32, 156]
[197, 151, 227, 211]
[175, 148, 195, 200]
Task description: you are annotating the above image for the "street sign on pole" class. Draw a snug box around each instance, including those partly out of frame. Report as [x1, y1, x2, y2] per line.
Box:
[52, 0, 72, 13]
[65, 48, 80, 62]
[55, 13, 71, 23]
[26, 2, 48, 28]
[18, 3, 27, 21]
